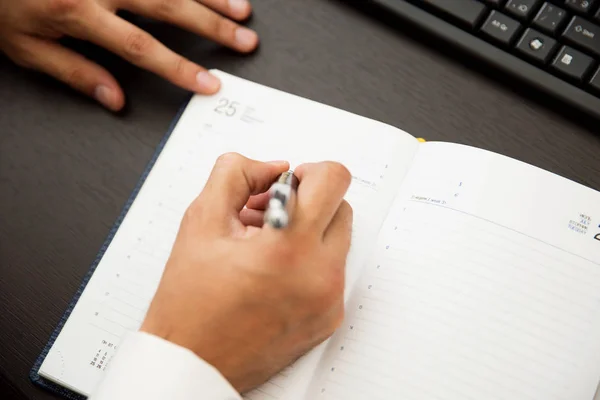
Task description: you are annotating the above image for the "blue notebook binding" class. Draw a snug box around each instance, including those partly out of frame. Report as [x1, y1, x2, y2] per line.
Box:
[29, 96, 192, 399]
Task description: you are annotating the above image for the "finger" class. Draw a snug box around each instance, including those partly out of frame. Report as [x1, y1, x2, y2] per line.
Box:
[198, 0, 253, 21]
[239, 208, 264, 227]
[245, 192, 270, 211]
[242, 225, 262, 239]
[122, 0, 258, 53]
[323, 200, 353, 253]
[78, 9, 221, 94]
[293, 162, 352, 234]
[12, 36, 124, 111]
[196, 153, 289, 228]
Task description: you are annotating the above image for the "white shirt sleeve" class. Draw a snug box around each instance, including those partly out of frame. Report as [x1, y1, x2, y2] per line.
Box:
[89, 331, 242, 400]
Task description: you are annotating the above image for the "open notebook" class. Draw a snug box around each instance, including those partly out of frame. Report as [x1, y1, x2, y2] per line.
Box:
[32, 70, 600, 400]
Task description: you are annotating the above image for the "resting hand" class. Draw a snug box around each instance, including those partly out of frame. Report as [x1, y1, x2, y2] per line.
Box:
[141, 153, 353, 393]
[0, 0, 258, 111]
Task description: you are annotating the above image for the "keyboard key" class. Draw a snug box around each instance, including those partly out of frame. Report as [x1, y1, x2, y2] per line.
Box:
[594, 7, 600, 23]
[551, 45, 595, 81]
[564, 0, 597, 15]
[504, 0, 542, 20]
[562, 16, 600, 57]
[515, 28, 558, 63]
[480, 10, 522, 45]
[533, 2, 568, 35]
[590, 67, 600, 91]
[481, 0, 506, 6]
[417, 0, 487, 28]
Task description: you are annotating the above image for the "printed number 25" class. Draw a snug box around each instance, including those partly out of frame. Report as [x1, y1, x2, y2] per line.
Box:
[214, 98, 238, 117]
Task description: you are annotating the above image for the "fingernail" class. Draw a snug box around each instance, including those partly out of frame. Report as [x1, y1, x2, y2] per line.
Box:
[94, 85, 114, 109]
[229, 0, 250, 16]
[266, 160, 289, 166]
[235, 27, 258, 50]
[196, 71, 220, 93]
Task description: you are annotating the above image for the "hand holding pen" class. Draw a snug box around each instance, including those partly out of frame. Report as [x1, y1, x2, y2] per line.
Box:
[143, 154, 353, 392]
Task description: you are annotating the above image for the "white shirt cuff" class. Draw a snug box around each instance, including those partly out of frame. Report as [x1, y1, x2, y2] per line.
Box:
[90, 331, 242, 400]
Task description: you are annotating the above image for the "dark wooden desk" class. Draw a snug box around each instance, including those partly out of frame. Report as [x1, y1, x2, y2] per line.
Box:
[1, 0, 600, 398]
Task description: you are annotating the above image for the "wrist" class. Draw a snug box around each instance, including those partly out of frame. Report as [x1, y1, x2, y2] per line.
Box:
[140, 316, 249, 393]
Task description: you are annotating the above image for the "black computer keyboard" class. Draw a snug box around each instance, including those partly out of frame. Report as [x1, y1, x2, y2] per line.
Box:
[361, 0, 600, 120]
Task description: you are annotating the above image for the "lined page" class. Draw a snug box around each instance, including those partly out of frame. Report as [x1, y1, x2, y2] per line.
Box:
[308, 142, 600, 400]
[38, 70, 419, 397]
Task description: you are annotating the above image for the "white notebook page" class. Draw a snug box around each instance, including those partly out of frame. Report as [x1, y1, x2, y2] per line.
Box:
[38, 70, 419, 396]
[308, 142, 600, 400]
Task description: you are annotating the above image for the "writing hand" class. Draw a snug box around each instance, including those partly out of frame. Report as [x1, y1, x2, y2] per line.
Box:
[0, 0, 258, 111]
[140, 153, 353, 393]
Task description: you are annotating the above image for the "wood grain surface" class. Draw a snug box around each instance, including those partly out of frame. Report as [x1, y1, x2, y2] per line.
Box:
[1, 0, 599, 398]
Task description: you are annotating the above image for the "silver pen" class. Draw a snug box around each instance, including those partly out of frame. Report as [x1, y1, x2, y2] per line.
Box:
[264, 170, 299, 229]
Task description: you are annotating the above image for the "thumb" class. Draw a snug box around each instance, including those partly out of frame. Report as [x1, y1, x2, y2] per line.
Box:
[195, 153, 289, 231]
[13, 36, 124, 111]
